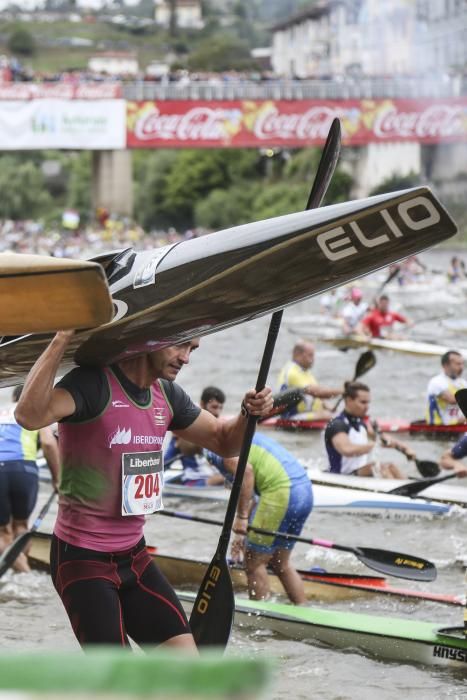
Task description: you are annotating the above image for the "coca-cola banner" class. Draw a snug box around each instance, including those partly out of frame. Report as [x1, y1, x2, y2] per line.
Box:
[127, 98, 467, 147]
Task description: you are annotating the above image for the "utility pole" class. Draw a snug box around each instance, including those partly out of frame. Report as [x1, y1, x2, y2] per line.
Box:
[169, 0, 178, 37]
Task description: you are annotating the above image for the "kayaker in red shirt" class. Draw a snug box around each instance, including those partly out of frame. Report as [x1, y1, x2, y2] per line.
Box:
[361, 295, 410, 339]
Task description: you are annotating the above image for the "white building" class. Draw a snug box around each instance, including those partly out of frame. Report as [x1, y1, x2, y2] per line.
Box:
[271, 0, 466, 79]
[414, 0, 467, 76]
[154, 0, 204, 30]
[88, 52, 139, 77]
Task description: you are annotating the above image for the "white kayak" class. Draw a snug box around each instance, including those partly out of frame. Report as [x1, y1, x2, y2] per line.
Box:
[319, 333, 467, 358]
[306, 467, 467, 508]
[163, 469, 451, 516]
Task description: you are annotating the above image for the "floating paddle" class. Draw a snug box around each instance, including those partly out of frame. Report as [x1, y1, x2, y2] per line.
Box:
[189, 118, 342, 649]
[0, 254, 113, 334]
[388, 472, 460, 497]
[0, 490, 56, 579]
[159, 509, 436, 582]
[372, 420, 440, 478]
[263, 350, 376, 421]
[330, 350, 376, 412]
[372, 266, 401, 303]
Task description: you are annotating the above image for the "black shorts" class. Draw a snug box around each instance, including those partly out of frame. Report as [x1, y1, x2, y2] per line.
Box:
[50, 534, 190, 648]
[0, 461, 39, 526]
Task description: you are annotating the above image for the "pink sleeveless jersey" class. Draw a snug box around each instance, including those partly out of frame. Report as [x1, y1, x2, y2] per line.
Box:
[55, 368, 173, 551]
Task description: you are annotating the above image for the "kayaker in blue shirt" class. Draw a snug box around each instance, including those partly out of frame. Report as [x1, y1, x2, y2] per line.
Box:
[165, 386, 226, 485]
[440, 436, 467, 476]
[324, 381, 412, 479]
[0, 385, 60, 573]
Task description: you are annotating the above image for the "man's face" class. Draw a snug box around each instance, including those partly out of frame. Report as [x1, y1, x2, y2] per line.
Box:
[445, 354, 464, 378]
[149, 339, 200, 380]
[346, 390, 370, 418]
[378, 298, 389, 313]
[297, 345, 314, 370]
[202, 399, 224, 418]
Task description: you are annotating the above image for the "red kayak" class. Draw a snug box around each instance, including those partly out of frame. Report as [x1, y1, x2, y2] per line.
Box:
[262, 416, 467, 438]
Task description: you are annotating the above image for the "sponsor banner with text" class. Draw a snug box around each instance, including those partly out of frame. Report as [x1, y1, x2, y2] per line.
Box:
[0, 82, 122, 100]
[127, 98, 467, 147]
[0, 99, 126, 149]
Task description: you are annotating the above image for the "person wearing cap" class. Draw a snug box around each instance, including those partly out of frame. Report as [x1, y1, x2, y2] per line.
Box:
[339, 287, 368, 336]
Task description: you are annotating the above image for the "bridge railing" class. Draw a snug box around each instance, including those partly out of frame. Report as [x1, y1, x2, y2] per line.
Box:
[122, 77, 466, 101]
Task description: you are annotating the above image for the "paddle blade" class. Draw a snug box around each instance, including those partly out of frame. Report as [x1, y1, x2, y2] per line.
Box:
[455, 389, 467, 419]
[356, 547, 436, 582]
[354, 350, 376, 379]
[0, 532, 32, 579]
[189, 553, 235, 648]
[260, 388, 305, 421]
[415, 459, 440, 478]
[389, 472, 457, 497]
[0, 254, 113, 334]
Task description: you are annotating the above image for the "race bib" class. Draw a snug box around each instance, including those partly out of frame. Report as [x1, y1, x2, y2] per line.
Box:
[121, 451, 163, 516]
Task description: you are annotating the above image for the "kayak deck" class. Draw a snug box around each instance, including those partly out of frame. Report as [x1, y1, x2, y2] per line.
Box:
[262, 416, 467, 438]
[162, 470, 452, 516]
[27, 532, 462, 607]
[306, 468, 467, 509]
[179, 592, 467, 669]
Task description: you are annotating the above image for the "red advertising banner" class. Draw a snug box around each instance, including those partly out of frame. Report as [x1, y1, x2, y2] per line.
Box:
[0, 82, 122, 100]
[127, 98, 467, 147]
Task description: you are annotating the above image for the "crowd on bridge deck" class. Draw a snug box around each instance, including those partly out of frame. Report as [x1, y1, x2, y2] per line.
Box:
[0, 217, 207, 259]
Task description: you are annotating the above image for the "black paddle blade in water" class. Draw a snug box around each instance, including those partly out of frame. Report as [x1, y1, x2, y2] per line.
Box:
[356, 547, 436, 582]
[190, 553, 235, 647]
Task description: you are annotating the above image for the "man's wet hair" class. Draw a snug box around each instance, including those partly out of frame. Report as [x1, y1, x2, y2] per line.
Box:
[343, 381, 370, 400]
[201, 386, 226, 405]
[441, 350, 462, 366]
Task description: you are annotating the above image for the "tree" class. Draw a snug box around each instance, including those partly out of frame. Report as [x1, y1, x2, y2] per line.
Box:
[0, 157, 52, 219]
[187, 35, 256, 71]
[195, 183, 260, 230]
[7, 27, 36, 57]
[133, 150, 178, 230]
[369, 173, 420, 197]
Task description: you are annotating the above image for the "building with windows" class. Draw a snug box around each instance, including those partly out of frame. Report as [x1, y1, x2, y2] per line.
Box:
[154, 0, 204, 30]
[270, 0, 466, 79]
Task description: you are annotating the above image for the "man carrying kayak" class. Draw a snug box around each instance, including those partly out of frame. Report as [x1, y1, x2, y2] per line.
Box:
[426, 350, 467, 425]
[205, 432, 313, 605]
[15, 331, 273, 651]
[361, 295, 410, 339]
[277, 340, 342, 421]
[324, 381, 414, 478]
[0, 384, 59, 573]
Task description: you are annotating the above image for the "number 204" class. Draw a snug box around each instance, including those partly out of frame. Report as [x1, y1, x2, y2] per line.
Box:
[134, 473, 161, 499]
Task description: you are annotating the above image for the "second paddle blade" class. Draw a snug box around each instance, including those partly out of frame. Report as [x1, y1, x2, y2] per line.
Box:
[357, 547, 436, 582]
[0, 254, 113, 334]
[190, 555, 235, 648]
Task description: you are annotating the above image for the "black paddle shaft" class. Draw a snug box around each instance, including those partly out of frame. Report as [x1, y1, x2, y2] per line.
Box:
[189, 118, 342, 648]
[159, 510, 436, 582]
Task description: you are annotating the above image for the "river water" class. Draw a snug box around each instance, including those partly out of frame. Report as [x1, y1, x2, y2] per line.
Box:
[0, 248, 466, 699]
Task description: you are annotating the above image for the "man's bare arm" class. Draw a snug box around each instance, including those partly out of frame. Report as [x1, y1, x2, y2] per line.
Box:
[15, 331, 76, 429]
